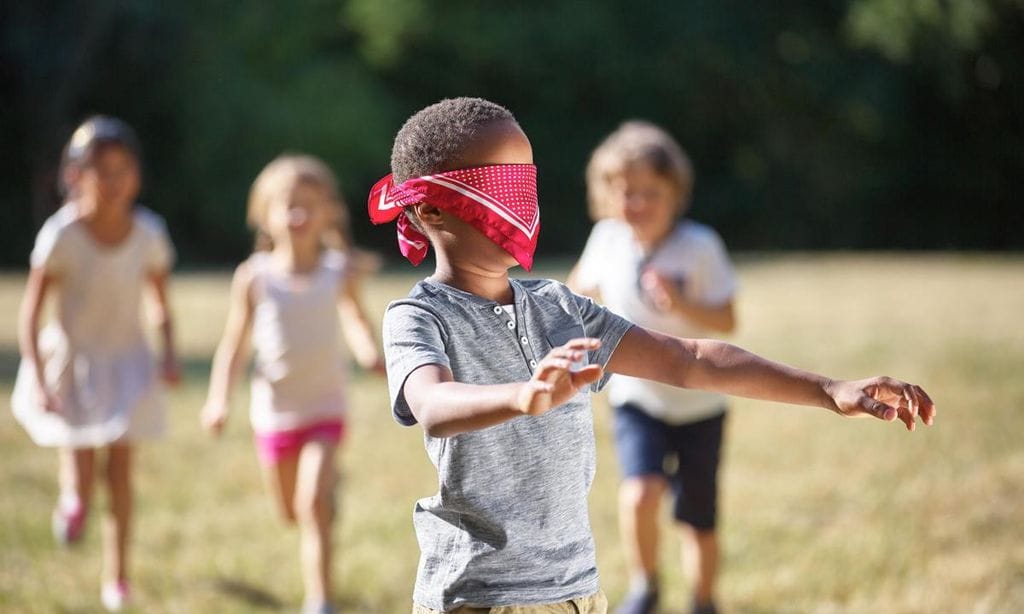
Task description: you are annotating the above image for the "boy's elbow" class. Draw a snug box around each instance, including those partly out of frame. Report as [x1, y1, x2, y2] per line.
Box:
[422, 421, 449, 438]
[419, 413, 455, 438]
[409, 401, 449, 438]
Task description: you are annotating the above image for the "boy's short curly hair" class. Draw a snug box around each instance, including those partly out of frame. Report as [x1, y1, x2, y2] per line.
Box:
[390, 97, 517, 184]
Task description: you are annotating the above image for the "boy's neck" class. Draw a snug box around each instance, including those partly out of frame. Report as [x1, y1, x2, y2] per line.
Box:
[633, 222, 678, 255]
[430, 254, 514, 304]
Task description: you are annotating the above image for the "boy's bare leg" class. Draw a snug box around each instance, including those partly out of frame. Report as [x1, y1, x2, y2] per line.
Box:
[619, 476, 668, 587]
[294, 439, 338, 607]
[103, 444, 132, 584]
[682, 526, 718, 608]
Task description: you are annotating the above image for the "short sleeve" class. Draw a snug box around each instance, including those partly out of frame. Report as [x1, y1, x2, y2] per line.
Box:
[382, 302, 451, 426]
[143, 217, 176, 274]
[573, 292, 634, 392]
[572, 220, 614, 293]
[694, 229, 737, 306]
[29, 217, 72, 275]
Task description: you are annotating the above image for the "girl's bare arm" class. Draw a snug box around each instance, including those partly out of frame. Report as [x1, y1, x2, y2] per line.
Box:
[337, 274, 383, 372]
[148, 271, 180, 384]
[201, 263, 255, 434]
[17, 268, 58, 410]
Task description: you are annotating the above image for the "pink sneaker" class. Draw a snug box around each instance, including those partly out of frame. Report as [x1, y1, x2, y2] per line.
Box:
[51, 495, 86, 546]
[101, 579, 131, 611]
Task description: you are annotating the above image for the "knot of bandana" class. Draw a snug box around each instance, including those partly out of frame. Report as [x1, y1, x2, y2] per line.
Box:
[367, 164, 540, 270]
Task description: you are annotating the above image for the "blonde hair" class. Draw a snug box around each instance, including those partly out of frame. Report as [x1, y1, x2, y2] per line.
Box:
[247, 154, 352, 252]
[585, 121, 694, 221]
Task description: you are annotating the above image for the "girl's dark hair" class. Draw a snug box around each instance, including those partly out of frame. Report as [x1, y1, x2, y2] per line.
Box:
[59, 116, 141, 196]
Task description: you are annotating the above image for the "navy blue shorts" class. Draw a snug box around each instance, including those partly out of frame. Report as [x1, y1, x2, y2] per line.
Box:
[613, 403, 725, 530]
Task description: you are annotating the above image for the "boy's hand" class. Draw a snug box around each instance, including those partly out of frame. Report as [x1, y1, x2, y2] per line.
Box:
[640, 270, 685, 313]
[517, 338, 603, 416]
[200, 400, 229, 437]
[826, 377, 936, 431]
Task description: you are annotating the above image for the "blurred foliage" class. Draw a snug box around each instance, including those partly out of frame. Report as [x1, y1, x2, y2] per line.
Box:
[1, 0, 1021, 266]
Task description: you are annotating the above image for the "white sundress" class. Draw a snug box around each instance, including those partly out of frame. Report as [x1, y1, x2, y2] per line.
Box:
[11, 206, 175, 448]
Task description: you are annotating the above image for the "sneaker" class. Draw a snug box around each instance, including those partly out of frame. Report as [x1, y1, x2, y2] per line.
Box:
[616, 588, 659, 614]
[101, 580, 130, 611]
[51, 497, 86, 546]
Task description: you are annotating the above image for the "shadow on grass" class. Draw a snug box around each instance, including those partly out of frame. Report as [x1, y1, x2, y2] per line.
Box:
[209, 577, 282, 609]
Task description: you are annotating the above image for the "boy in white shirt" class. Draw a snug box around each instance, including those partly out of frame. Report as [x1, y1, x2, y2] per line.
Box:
[570, 121, 736, 614]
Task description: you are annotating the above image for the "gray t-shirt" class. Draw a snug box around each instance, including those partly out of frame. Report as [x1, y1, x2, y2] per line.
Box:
[383, 278, 634, 611]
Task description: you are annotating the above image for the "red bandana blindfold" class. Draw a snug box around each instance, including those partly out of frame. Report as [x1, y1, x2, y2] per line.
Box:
[367, 164, 540, 270]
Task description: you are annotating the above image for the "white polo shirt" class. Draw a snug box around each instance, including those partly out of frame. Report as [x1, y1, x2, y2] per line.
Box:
[574, 218, 737, 424]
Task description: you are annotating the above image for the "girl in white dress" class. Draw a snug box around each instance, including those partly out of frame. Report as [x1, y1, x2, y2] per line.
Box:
[12, 116, 180, 611]
[201, 154, 382, 614]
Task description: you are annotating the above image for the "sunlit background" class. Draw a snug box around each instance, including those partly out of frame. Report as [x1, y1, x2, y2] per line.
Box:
[1, 2, 1022, 612]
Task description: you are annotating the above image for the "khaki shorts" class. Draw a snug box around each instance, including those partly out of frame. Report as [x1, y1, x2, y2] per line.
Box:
[413, 590, 608, 614]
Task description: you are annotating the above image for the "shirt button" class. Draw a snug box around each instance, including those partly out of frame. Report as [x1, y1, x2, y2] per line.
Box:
[520, 336, 529, 345]
[492, 306, 502, 315]
[529, 359, 537, 368]
[506, 320, 515, 329]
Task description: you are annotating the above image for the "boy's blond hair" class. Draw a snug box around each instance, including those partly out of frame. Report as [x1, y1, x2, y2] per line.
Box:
[247, 154, 352, 252]
[585, 121, 694, 221]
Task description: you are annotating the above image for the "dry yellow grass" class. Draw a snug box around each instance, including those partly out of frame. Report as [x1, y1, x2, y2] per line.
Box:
[0, 254, 1021, 613]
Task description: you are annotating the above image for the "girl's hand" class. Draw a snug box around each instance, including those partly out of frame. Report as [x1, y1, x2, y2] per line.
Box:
[200, 400, 229, 437]
[370, 358, 387, 377]
[826, 377, 936, 431]
[640, 269, 685, 313]
[516, 338, 604, 416]
[36, 381, 61, 413]
[161, 352, 182, 386]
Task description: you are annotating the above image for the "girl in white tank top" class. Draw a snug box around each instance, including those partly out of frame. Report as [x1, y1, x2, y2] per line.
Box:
[201, 155, 383, 614]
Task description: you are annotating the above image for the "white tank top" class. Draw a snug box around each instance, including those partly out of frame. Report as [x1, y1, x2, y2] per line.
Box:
[248, 249, 349, 433]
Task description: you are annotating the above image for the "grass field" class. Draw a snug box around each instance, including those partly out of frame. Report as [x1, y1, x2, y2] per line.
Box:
[1, 254, 1022, 613]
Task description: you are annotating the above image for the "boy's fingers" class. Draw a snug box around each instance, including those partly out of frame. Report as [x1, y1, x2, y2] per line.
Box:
[535, 358, 572, 380]
[561, 338, 601, 351]
[913, 385, 936, 425]
[547, 348, 584, 362]
[858, 394, 897, 421]
[571, 365, 603, 387]
[901, 388, 917, 417]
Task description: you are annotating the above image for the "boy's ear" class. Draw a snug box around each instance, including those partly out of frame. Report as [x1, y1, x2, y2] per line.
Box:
[414, 203, 444, 227]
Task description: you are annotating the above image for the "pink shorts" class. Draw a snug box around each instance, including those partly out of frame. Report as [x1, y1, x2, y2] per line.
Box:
[254, 419, 345, 465]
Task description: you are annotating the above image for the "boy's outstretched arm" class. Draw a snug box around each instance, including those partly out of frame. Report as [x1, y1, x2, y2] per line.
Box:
[607, 326, 935, 430]
[403, 339, 604, 438]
